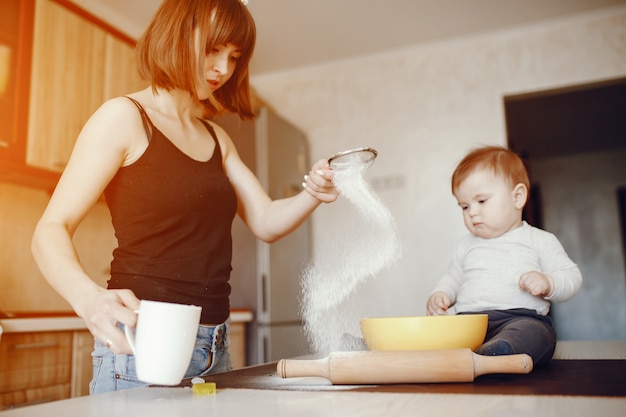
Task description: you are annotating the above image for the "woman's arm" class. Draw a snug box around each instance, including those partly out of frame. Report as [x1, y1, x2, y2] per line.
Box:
[213, 122, 338, 243]
[31, 98, 143, 352]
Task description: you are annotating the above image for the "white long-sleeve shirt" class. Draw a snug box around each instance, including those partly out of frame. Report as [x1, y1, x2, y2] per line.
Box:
[432, 222, 582, 316]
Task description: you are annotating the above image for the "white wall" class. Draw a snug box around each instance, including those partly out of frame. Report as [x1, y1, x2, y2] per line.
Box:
[250, 7, 626, 334]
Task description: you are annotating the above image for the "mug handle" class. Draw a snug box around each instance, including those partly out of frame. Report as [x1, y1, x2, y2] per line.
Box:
[124, 309, 140, 354]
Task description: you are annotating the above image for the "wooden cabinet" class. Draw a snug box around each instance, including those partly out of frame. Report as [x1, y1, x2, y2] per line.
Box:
[26, 0, 147, 173]
[103, 35, 147, 103]
[0, 318, 250, 409]
[0, 329, 92, 409]
[0, 0, 148, 186]
[25, 0, 107, 172]
[229, 322, 246, 369]
[0, 0, 34, 162]
[70, 330, 93, 397]
[0, 331, 73, 409]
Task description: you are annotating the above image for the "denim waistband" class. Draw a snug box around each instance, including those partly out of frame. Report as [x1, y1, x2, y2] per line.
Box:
[198, 320, 229, 351]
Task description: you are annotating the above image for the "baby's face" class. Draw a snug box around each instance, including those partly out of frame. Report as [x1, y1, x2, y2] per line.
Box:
[454, 168, 523, 239]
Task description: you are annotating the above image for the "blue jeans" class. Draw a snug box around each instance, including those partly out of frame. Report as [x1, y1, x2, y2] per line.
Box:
[90, 322, 233, 394]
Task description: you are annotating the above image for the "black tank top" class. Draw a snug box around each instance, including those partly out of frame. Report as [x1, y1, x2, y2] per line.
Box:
[104, 97, 237, 324]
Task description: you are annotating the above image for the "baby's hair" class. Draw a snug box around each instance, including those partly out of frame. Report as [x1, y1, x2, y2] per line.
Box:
[451, 146, 530, 194]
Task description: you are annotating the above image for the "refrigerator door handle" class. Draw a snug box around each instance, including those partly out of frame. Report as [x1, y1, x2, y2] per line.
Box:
[261, 273, 268, 314]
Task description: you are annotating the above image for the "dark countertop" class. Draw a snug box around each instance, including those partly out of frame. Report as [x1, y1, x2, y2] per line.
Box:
[179, 359, 626, 397]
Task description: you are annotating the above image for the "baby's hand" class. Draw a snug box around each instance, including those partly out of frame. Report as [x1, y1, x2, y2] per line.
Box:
[426, 291, 451, 316]
[519, 271, 553, 298]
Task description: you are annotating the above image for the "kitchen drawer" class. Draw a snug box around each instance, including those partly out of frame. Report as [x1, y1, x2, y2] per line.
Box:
[71, 330, 94, 397]
[0, 383, 70, 410]
[229, 322, 246, 369]
[0, 331, 72, 393]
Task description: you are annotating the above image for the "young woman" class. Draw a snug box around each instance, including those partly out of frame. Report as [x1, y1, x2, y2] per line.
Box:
[31, 0, 338, 393]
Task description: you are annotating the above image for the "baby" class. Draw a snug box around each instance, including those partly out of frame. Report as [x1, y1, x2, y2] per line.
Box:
[426, 145, 582, 366]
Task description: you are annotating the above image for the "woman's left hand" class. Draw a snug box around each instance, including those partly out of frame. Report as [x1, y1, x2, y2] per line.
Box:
[302, 159, 339, 203]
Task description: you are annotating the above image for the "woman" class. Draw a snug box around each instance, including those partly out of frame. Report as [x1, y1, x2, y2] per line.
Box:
[31, 0, 338, 393]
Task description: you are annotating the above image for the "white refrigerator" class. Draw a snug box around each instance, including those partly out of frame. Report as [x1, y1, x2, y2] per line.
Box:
[216, 107, 312, 365]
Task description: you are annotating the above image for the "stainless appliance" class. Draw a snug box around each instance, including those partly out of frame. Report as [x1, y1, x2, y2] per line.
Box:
[216, 107, 312, 365]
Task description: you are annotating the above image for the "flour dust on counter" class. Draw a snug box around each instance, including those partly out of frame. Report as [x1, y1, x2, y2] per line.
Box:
[301, 157, 400, 356]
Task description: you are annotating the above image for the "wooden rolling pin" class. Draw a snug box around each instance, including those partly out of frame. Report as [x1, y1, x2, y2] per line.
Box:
[277, 349, 533, 384]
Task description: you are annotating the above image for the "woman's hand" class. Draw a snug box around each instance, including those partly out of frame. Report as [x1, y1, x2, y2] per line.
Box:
[426, 291, 451, 316]
[80, 288, 141, 354]
[302, 159, 339, 203]
[519, 271, 554, 298]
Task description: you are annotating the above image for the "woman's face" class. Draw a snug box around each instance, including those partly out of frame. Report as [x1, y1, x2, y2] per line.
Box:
[194, 29, 241, 99]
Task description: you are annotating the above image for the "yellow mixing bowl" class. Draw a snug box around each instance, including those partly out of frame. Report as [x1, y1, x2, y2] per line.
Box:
[360, 314, 488, 351]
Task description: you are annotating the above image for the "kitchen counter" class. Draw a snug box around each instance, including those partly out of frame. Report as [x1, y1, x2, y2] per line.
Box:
[0, 315, 87, 333]
[2, 385, 624, 417]
[0, 309, 253, 333]
[1, 341, 624, 417]
[0, 309, 254, 409]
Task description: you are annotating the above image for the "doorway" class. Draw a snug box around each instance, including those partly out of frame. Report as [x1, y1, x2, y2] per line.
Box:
[504, 77, 626, 340]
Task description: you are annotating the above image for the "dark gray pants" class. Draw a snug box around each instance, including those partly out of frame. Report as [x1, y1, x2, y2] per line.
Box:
[463, 309, 557, 367]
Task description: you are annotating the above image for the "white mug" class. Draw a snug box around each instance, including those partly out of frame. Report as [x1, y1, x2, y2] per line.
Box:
[125, 300, 202, 385]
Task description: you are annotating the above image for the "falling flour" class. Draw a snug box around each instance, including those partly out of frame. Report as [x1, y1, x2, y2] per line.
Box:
[301, 157, 400, 356]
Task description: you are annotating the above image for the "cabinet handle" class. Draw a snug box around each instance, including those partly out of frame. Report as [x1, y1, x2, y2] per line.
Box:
[0, 141, 9, 148]
[11, 341, 59, 350]
[261, 273, 268, 313]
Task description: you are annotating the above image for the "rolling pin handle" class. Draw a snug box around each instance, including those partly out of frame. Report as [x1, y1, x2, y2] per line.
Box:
[277, 357, 330, 380]
[471, 352, 533, 378]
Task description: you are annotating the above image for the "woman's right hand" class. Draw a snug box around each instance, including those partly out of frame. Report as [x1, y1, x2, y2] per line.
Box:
[302, 159, 338, 203]
[426, 291, 451, 316]
[79, 288, 141, 354]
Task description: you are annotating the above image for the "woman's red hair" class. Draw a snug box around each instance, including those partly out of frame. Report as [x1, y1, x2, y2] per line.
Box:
[136, 0, 256, 119]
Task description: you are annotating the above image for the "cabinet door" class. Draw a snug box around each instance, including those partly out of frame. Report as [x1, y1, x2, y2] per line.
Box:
[26, 0, 107, 172]
[228, 322, 247, 369]
[103, 34, 147, 100]
[0, 0, 34, 161]
[0, 331, 72, 409]
[71, 330, 93, 397]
